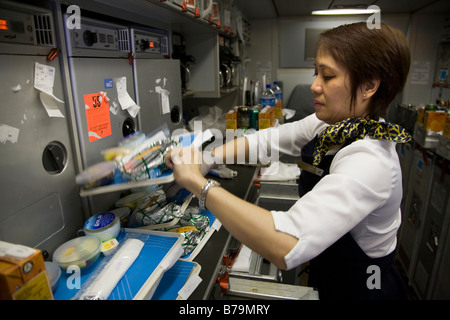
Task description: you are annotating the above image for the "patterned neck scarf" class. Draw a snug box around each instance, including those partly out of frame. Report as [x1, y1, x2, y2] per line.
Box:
[313, 116, 411, 166]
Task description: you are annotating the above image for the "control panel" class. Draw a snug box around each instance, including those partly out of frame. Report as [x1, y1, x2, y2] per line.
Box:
[132, 29, 168, 56]
[0, 7, 54, 46]
[72, 23, 119, 51]
[65, 16, 130, 56]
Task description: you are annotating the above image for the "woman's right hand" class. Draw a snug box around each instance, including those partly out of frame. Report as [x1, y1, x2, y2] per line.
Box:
[165, 147, 205, 192]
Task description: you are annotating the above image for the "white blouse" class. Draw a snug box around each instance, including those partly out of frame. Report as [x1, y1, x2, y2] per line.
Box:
[245, 113, 403, 270]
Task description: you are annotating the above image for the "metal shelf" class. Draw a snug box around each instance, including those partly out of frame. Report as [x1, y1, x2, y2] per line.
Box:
[79, 172, 174, 197]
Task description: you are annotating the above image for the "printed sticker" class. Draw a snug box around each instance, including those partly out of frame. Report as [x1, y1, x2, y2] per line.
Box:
[104, 78, 113, 89]
[84, 92, 112, 142]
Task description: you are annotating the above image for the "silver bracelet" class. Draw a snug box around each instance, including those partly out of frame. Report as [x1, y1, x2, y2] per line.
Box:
[199, 179, 220, 211]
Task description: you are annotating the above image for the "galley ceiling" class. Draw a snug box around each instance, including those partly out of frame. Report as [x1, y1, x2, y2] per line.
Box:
[235, 0, 450, 19]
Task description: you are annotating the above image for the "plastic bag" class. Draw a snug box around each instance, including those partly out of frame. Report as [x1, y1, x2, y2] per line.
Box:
[162, 206, 210, 256]
[127, 188, 183, 227]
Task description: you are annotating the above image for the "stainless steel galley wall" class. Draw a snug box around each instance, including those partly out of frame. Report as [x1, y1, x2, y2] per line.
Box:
[0, 1, 84, 256]
[0, 0, 185, 256]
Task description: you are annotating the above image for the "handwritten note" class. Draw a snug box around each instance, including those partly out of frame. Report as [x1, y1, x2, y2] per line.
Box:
[34, 62, 65, 118]
[115, 77, 140, 118]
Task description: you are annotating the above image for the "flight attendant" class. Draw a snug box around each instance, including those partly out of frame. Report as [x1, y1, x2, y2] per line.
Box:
[166, 22, 411, 299]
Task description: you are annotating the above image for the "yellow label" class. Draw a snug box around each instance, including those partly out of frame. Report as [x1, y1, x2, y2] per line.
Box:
[226, 119, 237, 130]
[135, 145, 161, 161]
[170, 226, 198, 233]
[274, 107, 283, 118]
[102, 238, 118, 250]
[443, 117, 450, 138]
[259, 119, 270, 129]
[13, 271, 53, 300]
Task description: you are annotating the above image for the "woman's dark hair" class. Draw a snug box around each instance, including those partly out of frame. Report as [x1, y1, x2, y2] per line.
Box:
[315, 22, 411, 119]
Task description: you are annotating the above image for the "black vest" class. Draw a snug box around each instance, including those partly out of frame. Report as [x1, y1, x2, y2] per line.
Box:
[298, 136, 407, 300]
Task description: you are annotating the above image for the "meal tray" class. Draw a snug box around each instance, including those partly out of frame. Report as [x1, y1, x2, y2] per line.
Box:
[53, 229, 184, 300]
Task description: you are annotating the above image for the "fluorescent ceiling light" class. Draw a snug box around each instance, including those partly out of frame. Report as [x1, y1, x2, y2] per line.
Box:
[312, 8, 380, 15]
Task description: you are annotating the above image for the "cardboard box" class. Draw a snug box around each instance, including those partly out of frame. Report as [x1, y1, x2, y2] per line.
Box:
[0, 245, 53, 300]
[443, 114, 450, 138]
[225, 109, 237, 130]
[274, 99, 283, 119]
[259, 106, 275, 130]
[423, 111, 447, 133]
[416, 107, 425, 125]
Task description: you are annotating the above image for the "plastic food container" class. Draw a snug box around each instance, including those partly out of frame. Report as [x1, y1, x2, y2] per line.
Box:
[83, 212, 120, 242]
[110, 207, 131, 226]
[100, 238, 119, 256]
[44, 261, 61, 292]
[75, 161, 116, 190]
[52, 236, 101, 271]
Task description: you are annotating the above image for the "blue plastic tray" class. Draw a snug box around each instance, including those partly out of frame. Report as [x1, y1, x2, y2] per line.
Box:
[53, 230, 184, 300]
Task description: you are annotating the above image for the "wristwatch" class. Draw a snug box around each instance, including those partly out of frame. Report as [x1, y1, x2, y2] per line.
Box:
[199, 179, 221, 211]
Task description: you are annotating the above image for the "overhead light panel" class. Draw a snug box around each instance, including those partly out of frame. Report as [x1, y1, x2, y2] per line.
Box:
[312, 6, 380, 15]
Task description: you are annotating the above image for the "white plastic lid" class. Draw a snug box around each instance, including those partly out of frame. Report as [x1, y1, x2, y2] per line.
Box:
[53, 236, 101, 269]
[83, 212, 118, 232]
[0, 240, 36, 260]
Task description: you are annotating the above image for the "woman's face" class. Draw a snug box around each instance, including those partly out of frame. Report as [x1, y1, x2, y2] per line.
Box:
[311, 50, 369, 124]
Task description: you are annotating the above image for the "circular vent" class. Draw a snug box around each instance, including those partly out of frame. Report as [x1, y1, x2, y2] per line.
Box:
[42, 141, 67, 174]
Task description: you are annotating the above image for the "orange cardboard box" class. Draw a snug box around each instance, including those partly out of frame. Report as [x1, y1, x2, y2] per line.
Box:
[274, 99, 283, 119]
[0, 246, 53, 300]
[423, 111, 447, 133]
[259, 106, 275, 130]
[226, 109, 237, 130]
[416, 107, 425, 125]
[443, 115, 450, 138]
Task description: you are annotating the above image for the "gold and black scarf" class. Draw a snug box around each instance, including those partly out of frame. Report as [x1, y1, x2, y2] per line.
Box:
[313, 117, 411, 166]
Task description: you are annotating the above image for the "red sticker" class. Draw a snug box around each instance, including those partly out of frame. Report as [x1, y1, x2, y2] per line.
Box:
[84, 92, 112, 142]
